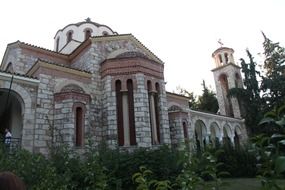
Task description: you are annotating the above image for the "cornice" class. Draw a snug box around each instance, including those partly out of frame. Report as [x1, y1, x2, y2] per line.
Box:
[211, 62, 241, 72]
[26, 59, 91, 78]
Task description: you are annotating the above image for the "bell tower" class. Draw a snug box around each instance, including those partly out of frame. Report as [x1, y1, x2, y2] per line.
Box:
[212, 46, 243, 118]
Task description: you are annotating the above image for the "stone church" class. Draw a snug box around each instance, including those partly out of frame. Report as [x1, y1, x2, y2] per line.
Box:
[0, 19, 247, 154]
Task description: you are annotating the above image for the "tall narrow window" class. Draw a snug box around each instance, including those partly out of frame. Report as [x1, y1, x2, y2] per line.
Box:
[218, 54, 223, 64]
[234, 131, 240, 149]
[127, 79, 136, 145]
[154, 83, 160, 143]
[116, 80, 124, 146]
[75, 107, 83, 146]
[56, 37, 60, 52]
[85, 29, 91, 40]
[219, 74, 234, 117]
[67, 31, 73, 43]
[183, 122, 188, 139]
[225, 53, 229, 63]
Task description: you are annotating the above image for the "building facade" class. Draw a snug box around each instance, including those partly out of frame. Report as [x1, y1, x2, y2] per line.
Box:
[0, 19, 247, 154]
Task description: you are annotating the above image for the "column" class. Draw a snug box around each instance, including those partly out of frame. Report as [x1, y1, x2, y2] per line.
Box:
[122, 93, 130, 146]
[149, 93, 158, 144]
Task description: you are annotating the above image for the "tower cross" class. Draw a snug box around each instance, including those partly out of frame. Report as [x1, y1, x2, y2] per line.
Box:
[218, 39, 224, 47]
[85, 17, 91, 22]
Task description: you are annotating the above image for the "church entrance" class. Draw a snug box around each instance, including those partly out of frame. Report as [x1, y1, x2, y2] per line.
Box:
[0, 89, 23, 141]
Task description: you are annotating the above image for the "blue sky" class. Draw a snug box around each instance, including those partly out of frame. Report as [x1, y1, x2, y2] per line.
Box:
[0, 0, 284, 95]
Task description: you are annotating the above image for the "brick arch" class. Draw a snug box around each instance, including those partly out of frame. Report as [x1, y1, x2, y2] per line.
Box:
[54, 79, 90, 94]
[107, 49, 130, 59]
[111, 75, 137, 91]
[144, 77, 161, 92]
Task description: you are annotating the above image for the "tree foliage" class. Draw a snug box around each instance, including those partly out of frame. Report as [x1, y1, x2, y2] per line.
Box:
[176, 81, 218, 114]
[175, 86, 198, 110]
[196, 80, 219, 114]
[228, 50, 263, 135]
[229, 34, 285, 136]
[261, 33, 285, 110]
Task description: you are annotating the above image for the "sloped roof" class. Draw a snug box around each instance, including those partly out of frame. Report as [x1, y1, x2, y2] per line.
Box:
[26, 59, 91, 77]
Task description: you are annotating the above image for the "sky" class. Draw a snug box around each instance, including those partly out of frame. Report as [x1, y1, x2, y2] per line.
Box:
[0, 0, 284, 95]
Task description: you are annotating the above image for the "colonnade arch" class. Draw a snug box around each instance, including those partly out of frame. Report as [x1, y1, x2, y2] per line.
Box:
[210, 122, 221, 147]
[0, 89, 24, 139]
[194, 119, 207, 150]
[190, 110, 246, 150]
[223, 124, 233, 147]
[0, 81, 35, 151]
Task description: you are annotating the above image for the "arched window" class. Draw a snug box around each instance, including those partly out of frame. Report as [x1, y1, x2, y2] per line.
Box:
[219, 74, 234, 117]
[102, 31, 109, 36]
[115, 79, 136, 146]
[127, 79, 136, 145]
[218, 54, 223, 64]
[56, 37, 60, 52]
[183, 121, 188, 139]
[75, 106, 84, 146]
[147, 81, 152, 91]
[223, 125, 232, 148]
[234, 73, 240, 88]
[115, 80, 124, 146]
[234, 131, 240, 149]
[67, 31, 73, 43]
[154, 82, 160, 143]
[85, 29, 92, 40]
[225, 53, 229, 64]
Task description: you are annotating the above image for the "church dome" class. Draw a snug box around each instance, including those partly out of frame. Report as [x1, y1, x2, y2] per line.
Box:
[54, 18, 118, 53]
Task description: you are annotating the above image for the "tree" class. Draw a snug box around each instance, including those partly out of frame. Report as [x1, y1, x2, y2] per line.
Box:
[196, 80, 219, 114]
[176, 81, 218, 113]
[228, 50, 264, 135]
[175, 86, 198, 110]
[261, 33, 285, 110]
[229, 34, 285, 136]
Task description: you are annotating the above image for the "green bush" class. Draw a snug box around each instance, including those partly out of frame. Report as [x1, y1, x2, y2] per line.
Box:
[0, 142, 229, 190]
[216, 146, 258, 178]
[96, 144, 184, 189]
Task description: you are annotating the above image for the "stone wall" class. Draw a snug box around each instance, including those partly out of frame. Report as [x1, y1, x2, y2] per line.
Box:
[212, 64, 243, 118]
[33, 74, 54, 154]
